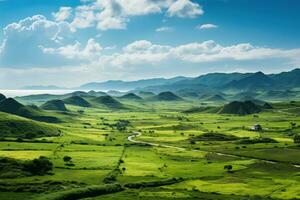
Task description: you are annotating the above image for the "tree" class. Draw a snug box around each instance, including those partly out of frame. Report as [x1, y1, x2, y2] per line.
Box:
[63, 156, 74, 166]
[224, 165, 233, 172]
[63, 156, 72, 163]
[24, 156, 53, 175]
[294, 134, 300, 144]
[290, 122, 297, 129]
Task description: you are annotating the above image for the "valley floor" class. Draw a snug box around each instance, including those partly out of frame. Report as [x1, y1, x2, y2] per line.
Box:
[1, 102, 300, 200]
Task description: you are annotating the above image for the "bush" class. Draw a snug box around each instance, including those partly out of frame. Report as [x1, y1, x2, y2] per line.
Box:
[24, 156, 53, 175]
[0, 156, 53, 178]
[63, 156, 72, 163]
[238, 137, 277, 144]
[294, 134, 300, 143]
[189, 132, 239, 142]
[224, 165, 233, 172]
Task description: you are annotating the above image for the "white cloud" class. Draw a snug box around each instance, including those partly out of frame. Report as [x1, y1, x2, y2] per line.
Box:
[155, 26, 173, 32]
[1, 37, 300, 88]
[167, 0, 204, 18]
[1, 15, 299, 71]
[52, 7, 73, 22]
[197, 23, 218, 29]
[69, 0, 203, 30]
[70, 5, 95, 29]
[96, 40, 300, 68]
[0, 15, 76, 68]
[41, 38, 102, 61]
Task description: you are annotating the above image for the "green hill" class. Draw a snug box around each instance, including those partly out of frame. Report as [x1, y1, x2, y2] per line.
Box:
[138, 91, 155, 98]
[119, 93, 142, 100]
[0, 112, 60, 138]
[225, 72, 275, 90]
[41, 100, 68, 111]
[87, 90, 107, 97]
[219, 101, 262, 115]
[0, 93, 6, 102]
[0, 98, 61, 123]
[183, 106, 220, 114]
[0, 98, 24, 114]
[63, 96, 91, 107]
[92, 96, 124, 109]
[151, 92, 183, 101]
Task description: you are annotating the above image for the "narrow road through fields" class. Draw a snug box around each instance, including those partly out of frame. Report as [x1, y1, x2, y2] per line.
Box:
[128, 132, 300, 168]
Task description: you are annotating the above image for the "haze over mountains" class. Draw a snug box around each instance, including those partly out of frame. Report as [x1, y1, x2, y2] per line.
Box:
[23, 68, 300, 93]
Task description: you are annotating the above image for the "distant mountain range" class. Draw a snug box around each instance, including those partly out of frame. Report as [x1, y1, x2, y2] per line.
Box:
[22, 68, 300, 93]
[78, 76, 189, 91]
[135, 68, 300, 93]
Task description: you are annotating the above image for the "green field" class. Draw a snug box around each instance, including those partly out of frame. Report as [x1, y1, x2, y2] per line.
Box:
[1, 96, 300, 200]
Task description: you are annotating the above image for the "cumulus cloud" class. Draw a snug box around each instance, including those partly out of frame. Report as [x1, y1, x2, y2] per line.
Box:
[197, 23, 218, 29]
[1, 36, 300, 88]
[41, 38, 102, 60]
[155, 26, 173, 32]
[96, 40, 300, 68]
[52, 7, 73, 22]
[167, 0, 203, 18]
[69, 0, 203, 30]
[0, 15, 76, 68]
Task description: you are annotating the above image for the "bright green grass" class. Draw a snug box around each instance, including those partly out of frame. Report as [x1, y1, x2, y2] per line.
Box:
[1, 100, 300, 200]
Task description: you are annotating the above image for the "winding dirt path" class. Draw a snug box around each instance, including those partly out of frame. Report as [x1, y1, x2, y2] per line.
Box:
[128, 132, 300, 168]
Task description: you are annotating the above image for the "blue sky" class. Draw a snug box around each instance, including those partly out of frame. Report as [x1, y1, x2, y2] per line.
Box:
[0, 0, 299, 88]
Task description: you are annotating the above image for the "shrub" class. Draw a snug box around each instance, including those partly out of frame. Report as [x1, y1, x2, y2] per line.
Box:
[189, 132, 239, 142]
[294, 134, 300, 143]
[24, 156, 53, 175]
[63, 156, 72, 163]
[224, 165, 233, 172]
[238, 137, 277, 144]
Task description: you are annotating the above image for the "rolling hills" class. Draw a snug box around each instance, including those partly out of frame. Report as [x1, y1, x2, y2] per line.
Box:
[218, 101, 262, 115]
[119, 93, 142, 100]
[0, 98, 61, 123]
[151, 92, 183, 101]
[92, 96, 124, 109]
[63, 96, 91, 107]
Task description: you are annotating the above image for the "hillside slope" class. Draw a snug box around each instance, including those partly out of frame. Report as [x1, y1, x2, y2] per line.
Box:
[41, 100, 68, 111]
[219, 101, 262, 115]
[0, 98, 61, 123]
[0, 112, 60, 138]
[151, 92, 183, 101]
[92, 96, 124, 109]
[63, 96, 91, 107]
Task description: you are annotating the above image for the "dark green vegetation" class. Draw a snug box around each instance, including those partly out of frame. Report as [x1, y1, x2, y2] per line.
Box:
[41, 100, 68, 111]
[0, 156, 53, 178]
[119, 93, 142, 100]
[63, 96, 91, 107]
[0, 98, 60, 123]
[151, 91, 183, 101]
[219, 101, 262, 115]
[91, 95, 124, 109]
[0, 93, 6, 102]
